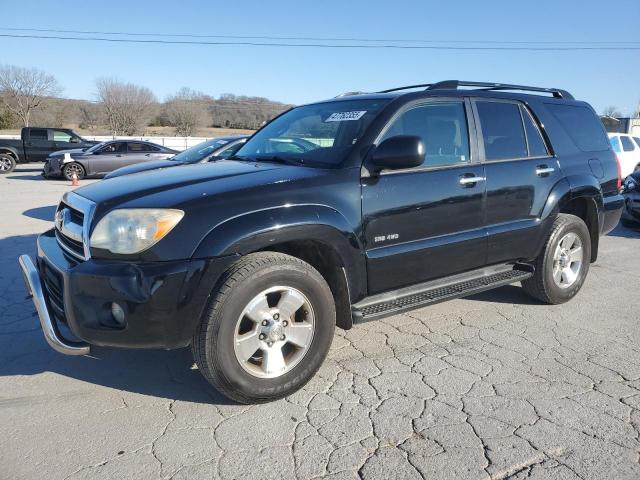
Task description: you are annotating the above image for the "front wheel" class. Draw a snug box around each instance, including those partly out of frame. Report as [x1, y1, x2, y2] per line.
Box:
[192, 252, 336, 404]
[62, 162, 86, 181]
[522, 214, 591, 304]
[0, 154, 16, 174]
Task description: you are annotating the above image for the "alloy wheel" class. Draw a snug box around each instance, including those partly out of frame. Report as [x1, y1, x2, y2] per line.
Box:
[233, 286, 315, 378]
[551, 232, 583, 289]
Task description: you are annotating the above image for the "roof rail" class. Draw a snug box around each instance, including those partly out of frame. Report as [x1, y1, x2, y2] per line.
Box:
[378, 83, 434, 93]
[426, 80, 574, 100]
[334, 91, 369, 98]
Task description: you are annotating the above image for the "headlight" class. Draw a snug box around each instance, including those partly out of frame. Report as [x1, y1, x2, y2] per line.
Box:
[90, 209, 184, 254]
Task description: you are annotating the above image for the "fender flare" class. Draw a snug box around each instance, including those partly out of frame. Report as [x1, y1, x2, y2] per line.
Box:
[0, 146, 20, 161]
[192, 204, 366, 300]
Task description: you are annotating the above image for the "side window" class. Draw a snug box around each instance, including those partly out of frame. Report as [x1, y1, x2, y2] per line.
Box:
[380, 101, 470, 168]
[52, 130, 72, 142]
[546, 103, 609, 152]
[621, 136, 636, 152]
[520, 106, 549, 157]
[128, 142, 152, 152]
[610, 136, 622, 153]
[634, 137, 640, 149]
[476, 101, 528, 161]
[29, 129, 48, 140]
[99, 142, 126, 154]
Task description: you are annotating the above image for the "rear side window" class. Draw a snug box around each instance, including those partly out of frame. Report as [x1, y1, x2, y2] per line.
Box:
[29, 129, 48, 140]
[521, 107, 549, 157]
[381, 101, 470, 168]
[621, 136, 636, 152]
[610, 136, 622, 153]
[128, 142, 152, 152]
[546, 104, 609, 152]
[476, 102, 528, 160]
[634, 137, 640, 148]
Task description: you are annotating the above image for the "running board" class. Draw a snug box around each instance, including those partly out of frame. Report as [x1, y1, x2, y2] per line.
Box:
[351, 264, 533, 323]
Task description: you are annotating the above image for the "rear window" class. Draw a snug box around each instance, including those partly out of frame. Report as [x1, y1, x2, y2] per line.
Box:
[29, 129, 48, 140]
[546, 104, 609, 152]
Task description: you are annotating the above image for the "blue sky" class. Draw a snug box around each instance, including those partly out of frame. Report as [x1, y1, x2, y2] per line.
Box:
[1, 0, 639, 114]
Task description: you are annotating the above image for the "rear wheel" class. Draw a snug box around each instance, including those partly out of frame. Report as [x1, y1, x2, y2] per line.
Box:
[0, 153, 16, 174]
[63, 162, 85, 181]
[192, 252, 335, 404]
[522, 214, 591, 304]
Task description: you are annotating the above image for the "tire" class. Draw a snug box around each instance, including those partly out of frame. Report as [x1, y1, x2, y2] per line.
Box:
[62, 162, 86, 181]
[522, 214, 591, 304]
[0, 153, 16, 174]
[192, 252, 336, 404]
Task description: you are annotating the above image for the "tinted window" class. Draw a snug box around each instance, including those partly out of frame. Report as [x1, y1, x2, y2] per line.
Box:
[128, 142, 152, 152]
[610, 136, 622, 153]
[546, 104, 609, 152]
[634, 137, 640, 148]
[52, 130, 72, 142]
[621, 136, 636, 152]
[99, 142, 126, 154]
[476, 102, 527, 160]
[381, 101, 470, 167]
[521, 107, 549, 157]
[30, 129, 48, 140]
[214, 140, 244, 159]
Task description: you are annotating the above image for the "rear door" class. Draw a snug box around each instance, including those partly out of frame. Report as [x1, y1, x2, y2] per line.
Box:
[23, 128, 51, 161]
[362, 98, 487, 294]
[473, 99, 560, 264]
[126, 142, 157, 165]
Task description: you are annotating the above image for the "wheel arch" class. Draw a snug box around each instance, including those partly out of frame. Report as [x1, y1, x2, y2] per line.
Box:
[0, 147, 19, 160]
[540, 175, 603, 263]
[192, 205, 366, 330]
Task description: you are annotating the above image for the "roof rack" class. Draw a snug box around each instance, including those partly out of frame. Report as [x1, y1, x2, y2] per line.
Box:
[378, 80, 574, 100]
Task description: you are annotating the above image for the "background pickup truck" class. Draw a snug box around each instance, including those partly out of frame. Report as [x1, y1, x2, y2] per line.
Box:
[0, 127, 98, 174]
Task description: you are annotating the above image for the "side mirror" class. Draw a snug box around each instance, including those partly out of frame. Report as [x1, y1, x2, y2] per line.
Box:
[370, 135, 425, 172]
[70, 137, 80, 144]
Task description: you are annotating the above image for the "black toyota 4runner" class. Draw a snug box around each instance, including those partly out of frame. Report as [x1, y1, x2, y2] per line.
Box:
[19, 81, 623, 403]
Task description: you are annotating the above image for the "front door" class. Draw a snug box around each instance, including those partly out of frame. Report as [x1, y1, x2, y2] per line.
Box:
[89, 142, 128, 174]
[362, 99, 487, 294]
[473, 99, 562, 264]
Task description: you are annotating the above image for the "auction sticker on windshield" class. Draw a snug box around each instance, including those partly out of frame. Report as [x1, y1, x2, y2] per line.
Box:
[325, 111, 367, 122]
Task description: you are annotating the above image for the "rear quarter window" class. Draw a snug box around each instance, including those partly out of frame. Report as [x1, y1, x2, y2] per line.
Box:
[545, 104, 609, 152]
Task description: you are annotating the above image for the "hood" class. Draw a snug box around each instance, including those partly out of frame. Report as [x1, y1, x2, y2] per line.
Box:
[49, 148, 87, 158]
[75, 159, 313, 208]
[104, 159, 178, 179]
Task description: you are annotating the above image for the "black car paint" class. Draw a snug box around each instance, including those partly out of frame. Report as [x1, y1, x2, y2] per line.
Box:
[622, 171, 640, 223]
[0, 127, 97, 163]
[34, 88, 624, 349]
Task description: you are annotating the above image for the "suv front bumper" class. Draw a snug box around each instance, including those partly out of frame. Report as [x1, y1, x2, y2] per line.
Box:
[19, 229, 235, 354]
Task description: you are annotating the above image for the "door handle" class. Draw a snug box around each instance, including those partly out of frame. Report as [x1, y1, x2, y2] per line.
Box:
[459, 175, 485, 186]
[116, 154, 122, 157]
[536, 166, 555, 176]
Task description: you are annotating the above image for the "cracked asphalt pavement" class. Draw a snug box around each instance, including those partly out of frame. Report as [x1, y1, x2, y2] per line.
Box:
[2, 164, 640, 479]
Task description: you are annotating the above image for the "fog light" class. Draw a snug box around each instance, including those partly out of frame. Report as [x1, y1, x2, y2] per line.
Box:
[111, 302, 126, 326]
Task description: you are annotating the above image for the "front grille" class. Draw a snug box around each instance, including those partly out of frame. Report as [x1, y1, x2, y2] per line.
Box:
[41, 261, 66, 323]
[54, 192, 95, 261]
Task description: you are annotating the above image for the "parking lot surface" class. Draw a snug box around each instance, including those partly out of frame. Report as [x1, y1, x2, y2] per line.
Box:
[1, 164, 640, 480]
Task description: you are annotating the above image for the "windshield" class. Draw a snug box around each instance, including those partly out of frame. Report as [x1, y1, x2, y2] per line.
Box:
[85, 142, 107, 153]
[170, 138, 238, 163]
[234, 98, 389, 167]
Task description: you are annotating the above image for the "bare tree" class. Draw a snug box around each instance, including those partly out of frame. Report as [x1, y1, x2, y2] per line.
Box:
[0, 65, 61, 127]
[602, 106, 622, 118]
[164, 88, 209, 136]
[96, 78, 157, 135]
[78, 102, 102, 133]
